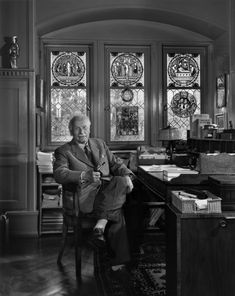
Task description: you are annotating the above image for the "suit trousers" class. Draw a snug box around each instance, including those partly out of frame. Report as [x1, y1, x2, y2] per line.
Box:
[105, 209, 130, 265]
[93, 176, 129, 219]
[93, 176, 131, 265]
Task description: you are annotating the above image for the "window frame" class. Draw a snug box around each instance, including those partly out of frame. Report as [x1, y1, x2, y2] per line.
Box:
[42, 43, 92, 151]
[104, 45, 151, 150]
[162, 46, 207, 137]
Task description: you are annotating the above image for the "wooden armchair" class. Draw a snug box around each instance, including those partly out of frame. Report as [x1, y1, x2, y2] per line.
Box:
[57, 187, 96, 280]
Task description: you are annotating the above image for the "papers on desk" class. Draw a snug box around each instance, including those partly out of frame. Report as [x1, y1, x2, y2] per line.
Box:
[139, 164, 177, 172]
[176, 191, 207, 209]
[139, 153, 167, 160]
[195, 199, 208, 210]
[139, 165, 199, 180]
[163, 168, 199, 181]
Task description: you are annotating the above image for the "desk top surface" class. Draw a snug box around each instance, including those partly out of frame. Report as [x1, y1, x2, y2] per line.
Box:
[137, 165, 209, 185]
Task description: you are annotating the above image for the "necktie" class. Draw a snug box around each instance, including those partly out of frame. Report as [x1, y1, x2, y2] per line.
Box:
[84, 143, 92, 162]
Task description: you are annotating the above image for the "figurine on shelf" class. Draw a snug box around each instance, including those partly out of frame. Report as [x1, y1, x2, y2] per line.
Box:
[9, 36, 19, 69]
[229, 120, 233, 130]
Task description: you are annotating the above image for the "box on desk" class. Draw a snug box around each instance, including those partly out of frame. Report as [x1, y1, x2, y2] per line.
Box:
[171, 190, 221, 213]
[190, 115, 212, 138]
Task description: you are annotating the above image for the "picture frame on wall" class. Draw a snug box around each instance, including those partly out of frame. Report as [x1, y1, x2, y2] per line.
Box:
[215, 113, 227, 130]
[216, 74, 228, 108]
[36, 113, 41, 147]
[36, 75, 44, 109]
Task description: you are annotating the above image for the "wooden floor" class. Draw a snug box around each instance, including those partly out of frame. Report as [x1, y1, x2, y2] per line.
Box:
[0, 235, 100, 296]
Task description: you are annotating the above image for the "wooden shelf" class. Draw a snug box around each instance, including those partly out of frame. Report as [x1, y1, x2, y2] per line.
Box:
[38, 172, 63, 236]
[42, 182, 59, 186]
[188, 138, 235, 153]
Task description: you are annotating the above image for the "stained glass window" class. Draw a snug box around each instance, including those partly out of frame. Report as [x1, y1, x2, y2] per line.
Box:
[109, 52, 145, 142]
[167, 53, 200, 88]
[50, 88, 86, 142]
[49, 50, 87, 143]
[165, 51, 202, 139]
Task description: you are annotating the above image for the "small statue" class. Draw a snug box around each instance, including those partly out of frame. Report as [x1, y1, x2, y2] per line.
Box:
[229, 121, 233, 130]
[9, 36, 20, 69]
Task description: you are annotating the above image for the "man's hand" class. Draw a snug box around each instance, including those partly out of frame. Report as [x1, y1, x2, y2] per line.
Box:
[92, 171, 101, 183]
[81, 170, 101, 183]
[124, 175, 134, 193]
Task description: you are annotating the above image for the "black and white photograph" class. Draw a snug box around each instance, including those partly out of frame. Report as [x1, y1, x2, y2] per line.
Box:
[0, 1, 235, 296]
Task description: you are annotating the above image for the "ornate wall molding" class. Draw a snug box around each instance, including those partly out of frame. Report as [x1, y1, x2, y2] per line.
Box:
[0, 69, 34, 77]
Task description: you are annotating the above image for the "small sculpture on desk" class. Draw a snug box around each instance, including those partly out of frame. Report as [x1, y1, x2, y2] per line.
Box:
[9, 36, 20, 69]
[229, 120, 233, 130]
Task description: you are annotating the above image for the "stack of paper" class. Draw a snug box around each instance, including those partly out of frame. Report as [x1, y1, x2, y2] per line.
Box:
[37, 151, 54, 173]
[139, 153, 167, 160]
[42, 193, 61, 208]
[163, 168, 199, 181]
[139, 164, 177, 172]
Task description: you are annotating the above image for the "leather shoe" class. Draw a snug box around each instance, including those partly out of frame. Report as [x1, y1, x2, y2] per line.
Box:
[110, 266, 130, 280]
[109, 266, 133, 293]
[88, 228, 106, 249]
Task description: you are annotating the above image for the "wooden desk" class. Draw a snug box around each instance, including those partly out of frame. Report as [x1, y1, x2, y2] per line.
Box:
[166, 204, 235, 296]
[134, 165, 210, 237]
[137, 165, 209, 203]
[137, 166, 235, 295]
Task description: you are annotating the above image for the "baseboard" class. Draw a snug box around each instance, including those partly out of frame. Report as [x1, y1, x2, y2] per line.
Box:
[6, 210, 38, 237]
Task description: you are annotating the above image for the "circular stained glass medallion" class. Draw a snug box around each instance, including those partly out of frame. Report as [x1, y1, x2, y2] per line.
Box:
[52, 52, 85, 86]
[170, 91, 197, 118]
[168, 54, 199, 87]
[111, 53, 143, 86]
[121, 88, 134, 102]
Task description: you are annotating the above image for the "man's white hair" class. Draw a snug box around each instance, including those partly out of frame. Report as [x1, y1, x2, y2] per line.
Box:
[68, 113, 91, 135]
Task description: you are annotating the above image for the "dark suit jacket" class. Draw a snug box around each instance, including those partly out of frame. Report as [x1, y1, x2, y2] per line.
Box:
[53, 138, 133, 213]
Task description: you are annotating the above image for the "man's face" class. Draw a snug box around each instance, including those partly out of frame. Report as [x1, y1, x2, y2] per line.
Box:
[72, 119, 90, 144]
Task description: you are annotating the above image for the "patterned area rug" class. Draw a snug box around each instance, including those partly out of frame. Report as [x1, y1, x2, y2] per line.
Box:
[94, 238, 166, 296]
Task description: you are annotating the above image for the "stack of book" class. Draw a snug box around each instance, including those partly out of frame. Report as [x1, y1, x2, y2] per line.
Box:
[147, 208, 164, 227]
[37, 151, 54, 173]
[41, 210, 63, 233]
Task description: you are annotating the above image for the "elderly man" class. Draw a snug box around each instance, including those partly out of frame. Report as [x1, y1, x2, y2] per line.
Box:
[53, 113, 134, 274]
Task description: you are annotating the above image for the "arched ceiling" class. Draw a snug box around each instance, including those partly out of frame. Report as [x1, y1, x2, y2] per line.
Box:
[36, 6, 227, 40]
[42, 19, 211, 42]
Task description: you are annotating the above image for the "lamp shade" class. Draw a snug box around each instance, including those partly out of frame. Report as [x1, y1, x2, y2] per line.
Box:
[158, 126, 180, 141]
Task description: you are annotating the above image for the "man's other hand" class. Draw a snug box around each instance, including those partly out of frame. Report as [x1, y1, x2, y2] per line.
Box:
[83, 170, 101, 183]
[124, 175, 134, 193]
